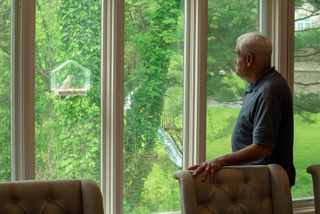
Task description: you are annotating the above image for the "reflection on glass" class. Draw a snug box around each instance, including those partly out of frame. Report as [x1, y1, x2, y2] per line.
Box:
[35, 0, 101, 184]
[292, 0, 320, 199]
[124, 0, 184, 213]
[0, 0, 11, 181]
[206, 0, 259, 160]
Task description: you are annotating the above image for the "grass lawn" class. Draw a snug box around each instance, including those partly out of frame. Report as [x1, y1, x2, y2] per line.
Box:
[140, 106, 320, 213]
[137, 143, 181, 213]
[292, 114, 320, 199]
[206, 106, 320, 199]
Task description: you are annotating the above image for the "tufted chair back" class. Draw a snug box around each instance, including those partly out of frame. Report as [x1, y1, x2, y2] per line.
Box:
[174, 164, 293, 214]
[0, 178, 104, 214]
[307, 164, 320, 214]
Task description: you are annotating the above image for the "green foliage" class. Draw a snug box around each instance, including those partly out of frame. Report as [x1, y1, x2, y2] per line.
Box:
[293, 1, 320, 123]
[123, 0, 183, 211]
[296, 0, 320, 12]
[34, 0, 102, 184]
[295, 29, 320, 54]
[35, 94, 101, 182]
[294, 93, 320, 122]
[0, 0, 11, 181]
[207, 0, 258, 102]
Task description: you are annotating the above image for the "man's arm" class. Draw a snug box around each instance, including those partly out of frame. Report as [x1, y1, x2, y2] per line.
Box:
[188, 144, 272, 182]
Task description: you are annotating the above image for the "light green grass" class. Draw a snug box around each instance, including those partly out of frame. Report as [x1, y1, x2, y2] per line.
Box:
[141, 107, 320, 213]
[137, 143, 181, 213]
[292, 114, 320, 199]
[206, 107, 240, 160]
[206, 106, 320, 199]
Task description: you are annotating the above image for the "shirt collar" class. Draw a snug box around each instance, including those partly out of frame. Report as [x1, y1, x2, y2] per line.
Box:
[246, 66, 276, 93]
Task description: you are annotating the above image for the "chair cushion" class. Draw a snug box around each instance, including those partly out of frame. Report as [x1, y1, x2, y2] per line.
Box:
[0, 179, 83, 214]
[193, 166, 273, 213]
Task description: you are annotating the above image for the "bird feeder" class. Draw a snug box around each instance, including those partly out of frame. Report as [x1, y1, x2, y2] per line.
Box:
[50, 60, 90, 96]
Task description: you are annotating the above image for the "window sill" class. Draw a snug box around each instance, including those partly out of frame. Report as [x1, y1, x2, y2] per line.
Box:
[293, 199, 315, 214]
[155, 199, 316, 214]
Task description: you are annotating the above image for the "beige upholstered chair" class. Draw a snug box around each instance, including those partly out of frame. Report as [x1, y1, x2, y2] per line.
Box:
[307, 164, 320, 214]
[174, 164, 293, 214]
[0, 178, 104, 214]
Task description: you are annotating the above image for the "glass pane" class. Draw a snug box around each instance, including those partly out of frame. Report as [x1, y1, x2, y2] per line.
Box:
[0, 0, 11, 181]
[35, 0, 101, 184]
[292, 0, 320, 199]
[124, 0, 184, 213]
[206, 0, 259, 160]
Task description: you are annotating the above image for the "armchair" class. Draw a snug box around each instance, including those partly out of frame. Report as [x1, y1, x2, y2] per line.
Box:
[0, 178, 103, 214]
[174, 164, 292, 214]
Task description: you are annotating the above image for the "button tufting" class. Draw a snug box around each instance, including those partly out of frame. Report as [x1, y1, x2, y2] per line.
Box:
[202, 203, 207, 207]
[48, 197, 52, 202]
[11, 198, 16, 204]
[214, 182, 219, 187]
[230, 198, 236, 204]
[244, 179, 248, 184]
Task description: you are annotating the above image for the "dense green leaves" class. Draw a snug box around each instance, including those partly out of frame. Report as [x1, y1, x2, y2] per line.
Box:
[207, 0, 258, 102]
[34, 0, 102, 183]
[124, 0, 183, 211]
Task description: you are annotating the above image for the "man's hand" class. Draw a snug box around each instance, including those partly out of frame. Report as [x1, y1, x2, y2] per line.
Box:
[187, 144, 272, 183]
[188, 158, 222, 183]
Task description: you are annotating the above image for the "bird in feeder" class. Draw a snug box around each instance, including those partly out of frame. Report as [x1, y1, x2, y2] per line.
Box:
[61, 75, 73, 89]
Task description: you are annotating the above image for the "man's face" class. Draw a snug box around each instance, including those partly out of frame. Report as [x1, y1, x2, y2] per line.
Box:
[234, 44, 247, 79]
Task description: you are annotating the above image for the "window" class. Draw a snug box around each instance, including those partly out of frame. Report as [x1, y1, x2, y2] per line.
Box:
[206, 0, 259, 162]
[123, 1, 184, 213]
[6, 0, 317, 213]
[292, 0, 320, 200]
[0, 0, 11, 181]
[34, 0, 101, 183]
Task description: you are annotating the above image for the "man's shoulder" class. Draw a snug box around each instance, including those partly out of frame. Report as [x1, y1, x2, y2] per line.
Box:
[261, 71, 291, 97]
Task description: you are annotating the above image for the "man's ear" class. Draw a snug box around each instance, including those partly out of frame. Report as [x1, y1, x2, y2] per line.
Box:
[247, 53, 253, 66]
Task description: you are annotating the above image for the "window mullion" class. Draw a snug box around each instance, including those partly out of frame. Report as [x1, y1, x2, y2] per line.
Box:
[11, 0, 36, 181]
[259, 0, 272, 36]
[265, 0, 295, 92]
[101, 0, 124, 213]
[183, 0, 207, 169]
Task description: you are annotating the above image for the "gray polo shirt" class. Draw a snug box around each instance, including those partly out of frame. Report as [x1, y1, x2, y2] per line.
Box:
[231, 67, 295, 186]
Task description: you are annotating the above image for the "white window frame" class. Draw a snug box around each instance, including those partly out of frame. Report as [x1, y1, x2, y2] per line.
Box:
[10, 0, 315, 213]
[11, 0, 36, 181]
[100, 0, 124, 213]
[183, 0, 207, 169]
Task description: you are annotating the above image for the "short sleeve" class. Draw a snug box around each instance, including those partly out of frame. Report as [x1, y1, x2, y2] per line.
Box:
[252, 97, 281, 147]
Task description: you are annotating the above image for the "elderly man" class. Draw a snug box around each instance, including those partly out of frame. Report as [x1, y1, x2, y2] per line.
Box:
[189, 32, 295, 187]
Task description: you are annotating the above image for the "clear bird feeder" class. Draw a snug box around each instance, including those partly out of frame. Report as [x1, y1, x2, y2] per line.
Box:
[51, 60, 90, 95]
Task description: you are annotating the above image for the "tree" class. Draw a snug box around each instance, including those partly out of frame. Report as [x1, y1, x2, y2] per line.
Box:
[34, 0, 102, 183]
[123, 0, 183, 212]
[293, 0, 320, 121]
[206, 0, 258, 103]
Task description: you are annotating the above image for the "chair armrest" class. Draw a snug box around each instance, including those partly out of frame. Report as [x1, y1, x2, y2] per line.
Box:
[307, 165, 320, 214]
[81, 178, 104, 214]
[268, 164, 293, 214]
[173, 170, 198, 214]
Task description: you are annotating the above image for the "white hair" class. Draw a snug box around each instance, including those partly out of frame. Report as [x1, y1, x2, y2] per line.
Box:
[236, 32, 272, 60]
